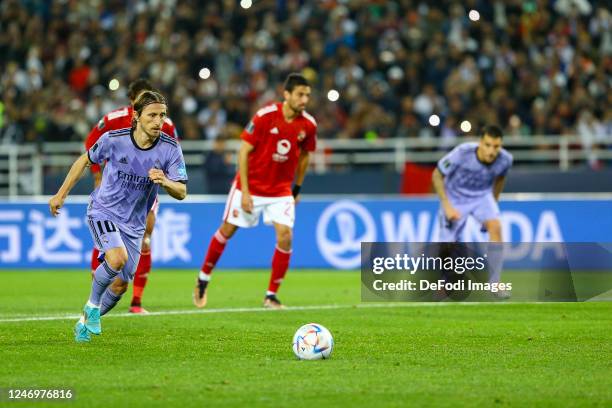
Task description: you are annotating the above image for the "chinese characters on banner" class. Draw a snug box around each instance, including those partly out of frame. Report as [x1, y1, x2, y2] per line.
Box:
[0, 207, 191, 266]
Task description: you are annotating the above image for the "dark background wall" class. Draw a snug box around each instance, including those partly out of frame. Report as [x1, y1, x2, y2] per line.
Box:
[43, 167, 612, 196]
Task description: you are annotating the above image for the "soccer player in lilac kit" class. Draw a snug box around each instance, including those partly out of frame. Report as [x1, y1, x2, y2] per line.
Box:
[432, 125, 513, 297]
[49, 91, 188, 342]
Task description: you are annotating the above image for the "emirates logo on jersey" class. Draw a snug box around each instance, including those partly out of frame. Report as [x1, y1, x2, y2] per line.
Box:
[272, 139, 291, 162]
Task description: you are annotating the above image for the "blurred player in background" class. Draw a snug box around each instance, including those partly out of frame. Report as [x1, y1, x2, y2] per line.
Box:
[85, 78, 179, 314]
[50, 91, 188, 342]
[193, 73, 317, 309]
[432, 125, 513, 297]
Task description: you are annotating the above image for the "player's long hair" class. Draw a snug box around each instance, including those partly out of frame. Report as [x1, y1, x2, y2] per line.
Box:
[132, 91, 167, 129]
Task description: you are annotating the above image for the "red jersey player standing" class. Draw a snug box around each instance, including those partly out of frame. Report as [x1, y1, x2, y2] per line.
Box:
[193, 73, 317, 309]
[85, 78, 179, 314]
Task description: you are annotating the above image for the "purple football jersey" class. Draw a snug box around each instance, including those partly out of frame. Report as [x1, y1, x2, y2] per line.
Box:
[437, 142, 513, 203]
[87, 127, 188, 233]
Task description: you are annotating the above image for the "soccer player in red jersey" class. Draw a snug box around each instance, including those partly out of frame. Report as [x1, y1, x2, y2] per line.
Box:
[85, 78, 179, 314]
[193, 73, 317, 309]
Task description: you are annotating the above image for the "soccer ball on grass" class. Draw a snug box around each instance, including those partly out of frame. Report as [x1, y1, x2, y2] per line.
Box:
[292, 323, 334, 360]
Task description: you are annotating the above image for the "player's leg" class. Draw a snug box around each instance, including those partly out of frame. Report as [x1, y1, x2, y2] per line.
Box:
[85, 247, 127, 332]
[194, 221, 239, 307]
[474, 195, 508, 297]
[100, 229, 142, 316]
[101, 278, 129, 315]
[482, 220, 508, 296]
[77, 244, 110, 342]
[482, 219, 502, 242]
[129, 206, 157, 313]
[194, 183, 258, 307]
[262, 197, 295, 309]
[199, 221, 238, 281]
[264, 223, 292, 309]
[79, 241, 103, 341]
[77, 217, 129, 341]
[89, 171, 104, 280]
[91, 247, 101, 279]
[200, 182, 243, 282]
[430, 203, 470, 299]
[76, 244, 126, 342]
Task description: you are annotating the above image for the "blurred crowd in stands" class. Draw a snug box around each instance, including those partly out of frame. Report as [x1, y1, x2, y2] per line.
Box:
[0, 0, 610, 159]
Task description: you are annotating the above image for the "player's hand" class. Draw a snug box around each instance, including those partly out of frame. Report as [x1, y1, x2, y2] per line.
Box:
[241, 192, 254, 214]
[294, 194, 301, 205]
[49, 194, 64, 217]
[148, 168, 167, 187]
[444, 205, 461, 222]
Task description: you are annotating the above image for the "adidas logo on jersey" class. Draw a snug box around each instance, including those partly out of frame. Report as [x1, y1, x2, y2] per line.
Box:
[270, 127, 279, 134]
[119, 157, 128, 164]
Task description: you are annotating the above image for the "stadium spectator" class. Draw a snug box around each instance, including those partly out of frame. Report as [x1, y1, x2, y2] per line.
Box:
[0, 0, 609, 165]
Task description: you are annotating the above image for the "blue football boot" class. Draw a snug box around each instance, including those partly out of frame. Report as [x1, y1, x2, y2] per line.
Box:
[83, 304, 101, 335]
[74, 320, 91, 343]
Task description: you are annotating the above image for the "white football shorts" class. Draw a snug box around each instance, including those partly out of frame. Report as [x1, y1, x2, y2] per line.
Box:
[223, 182, 295, 228]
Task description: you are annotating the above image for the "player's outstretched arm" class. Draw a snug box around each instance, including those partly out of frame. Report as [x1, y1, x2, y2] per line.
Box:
[238, 141, 254, 213]
[432, 168, 460, 221]
[293, 150, 310, 202]
[148, 169, 187, 200]
[493, 176, 506, 202]
[49, 153, 91, 216]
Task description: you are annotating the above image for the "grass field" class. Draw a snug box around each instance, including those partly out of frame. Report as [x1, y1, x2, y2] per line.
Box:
[1, 270, 611, 407]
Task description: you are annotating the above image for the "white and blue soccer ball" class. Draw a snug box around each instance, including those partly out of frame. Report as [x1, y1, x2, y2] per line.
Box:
[292, 323, 334, 360]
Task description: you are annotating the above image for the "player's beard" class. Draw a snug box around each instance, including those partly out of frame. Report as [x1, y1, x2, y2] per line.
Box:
[289, 100, 305, 114]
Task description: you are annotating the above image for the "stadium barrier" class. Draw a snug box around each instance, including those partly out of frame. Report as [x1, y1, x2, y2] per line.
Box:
[0, 195, 610, 269]
[4, 135, 612, 196]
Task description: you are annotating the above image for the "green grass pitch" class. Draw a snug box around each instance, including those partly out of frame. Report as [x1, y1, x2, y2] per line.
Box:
[1, 270, 610, 407]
